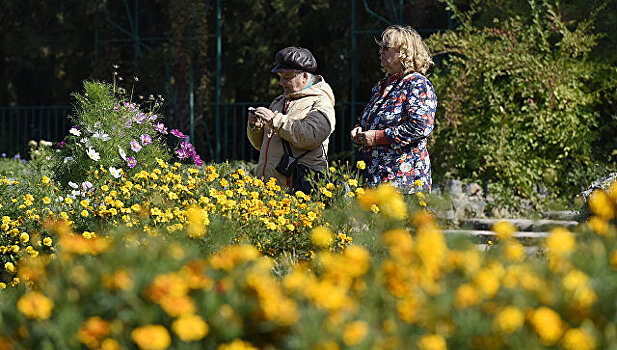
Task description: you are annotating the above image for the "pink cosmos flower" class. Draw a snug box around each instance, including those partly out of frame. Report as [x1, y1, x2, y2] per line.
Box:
[170, 129, 188, 139]
[154, 123, 168, 134]
[140, 134, 152, 145]
[193, 154, 203, 167]
[127, 156, 137, 168]
[130, 140, 142, 152]
[134, 113, 148, 124]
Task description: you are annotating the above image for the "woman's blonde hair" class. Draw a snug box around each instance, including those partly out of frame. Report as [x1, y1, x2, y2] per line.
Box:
[377, 25, 433, 75]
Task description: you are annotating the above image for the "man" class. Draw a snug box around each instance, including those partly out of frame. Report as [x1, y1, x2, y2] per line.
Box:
[247, 47, 336, 191]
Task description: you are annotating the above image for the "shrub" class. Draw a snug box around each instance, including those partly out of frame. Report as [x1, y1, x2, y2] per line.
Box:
[428, 0, 617, 201]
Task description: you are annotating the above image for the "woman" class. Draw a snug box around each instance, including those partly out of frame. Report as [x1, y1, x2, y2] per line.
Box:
[351, 25, 436, 193]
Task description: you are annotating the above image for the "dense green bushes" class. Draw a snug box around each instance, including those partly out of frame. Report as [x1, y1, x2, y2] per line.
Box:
[428, 0, 617, 201]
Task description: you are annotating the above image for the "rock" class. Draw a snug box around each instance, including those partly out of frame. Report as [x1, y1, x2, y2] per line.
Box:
[464, 183, 483, 197]
[460, 218, 578, 232]
[542, 210, 580, 221]
[580, 172, 617, 200]
[443, 179, 463, 197]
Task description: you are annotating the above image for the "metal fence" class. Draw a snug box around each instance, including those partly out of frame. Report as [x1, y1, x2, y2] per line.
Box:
[0, 106, 73, 158]
[201, 101, 363, 163]
[0, 102, 363, 162]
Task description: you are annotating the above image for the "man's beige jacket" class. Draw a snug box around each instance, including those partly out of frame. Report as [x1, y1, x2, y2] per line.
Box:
[247, 75, 336, 187]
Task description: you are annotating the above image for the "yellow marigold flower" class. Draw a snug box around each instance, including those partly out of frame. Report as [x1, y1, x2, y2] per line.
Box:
[41, 176, 51, 184]
[78, 316, 111, 348]
[286, 224, 295, 231]
[589, 190, 614, 220]
[609, 180, 617, 202]
[587, 216, 609, 235]
[326, 182, 335, 190]
[80, 199, 89, 208]
[81, 210, 89, 217]
[397, 296, 420, 323]
[102, 270, 134, 291]
[504, 241, 525, 262]
[562, 269, 589, 292]
[417, 333, 447, 350]
[562, 327, 596, 350]
[42, 196, 51, 205]
[43, 237, 53, 246]
[17, 291, 54, 320]
[320, 188, 333, 198]
[376, 184, 407, 220]
[342, 321, 369, 346]
[131, 325, 171, 350]
[172, 314, 209, 342]
[454, 283, 480, 309]
[530, 307, 563, 345]
[347, 178, 358, 187]
[101, 338, 120, 350]
[276, 216, 287, 226]
[492, 221, 516, 240]
[493, 306, 524, 334]
[4, 262, 15, 273]
[65, 197, 74, 205]
[218, 339, 259, 350]
[187, 206, 209, 238]
[546, 227, 575, 256]
[370, 204, 380, 213]
[356, 160, 366, 170]
[20, 233, 30, 243]
[311, 226, 333, 248]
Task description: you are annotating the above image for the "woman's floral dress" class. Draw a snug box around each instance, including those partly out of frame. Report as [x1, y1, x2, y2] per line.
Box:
[356, 72, 436, 193]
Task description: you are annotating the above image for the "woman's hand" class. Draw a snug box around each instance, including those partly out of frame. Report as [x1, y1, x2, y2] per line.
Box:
[254, 107, 276, 123]
[352, 129, 377, 147]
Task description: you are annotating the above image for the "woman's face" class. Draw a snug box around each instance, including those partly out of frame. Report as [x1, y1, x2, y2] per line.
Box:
[379, 36, 404, 74]
[278, 71, 309, 95]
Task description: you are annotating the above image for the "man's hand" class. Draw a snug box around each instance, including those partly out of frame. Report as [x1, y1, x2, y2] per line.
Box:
[254, 107, 276, 123]
[248, 108, 263, 128]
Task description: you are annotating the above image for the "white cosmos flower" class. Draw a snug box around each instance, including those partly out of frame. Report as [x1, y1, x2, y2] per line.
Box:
[93, 130, 111, 141]
[68, 181, 79, 189]
[87, 147, 101, 161]
[63, 156, 75, 164]
[109, 166, 122, 179]
[118, 146, 127, 160]
[69, 127, 81, 136]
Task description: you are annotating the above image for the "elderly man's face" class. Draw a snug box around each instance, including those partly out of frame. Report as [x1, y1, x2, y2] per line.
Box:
[278, 71, 309, 95]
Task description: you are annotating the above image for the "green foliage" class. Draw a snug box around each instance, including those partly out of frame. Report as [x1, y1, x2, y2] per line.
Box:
[428, 0, 617, 200]
[0, 156, 27, 178]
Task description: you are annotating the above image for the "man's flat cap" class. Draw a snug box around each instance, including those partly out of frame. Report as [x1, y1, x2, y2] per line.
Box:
[271, 47, 317, 73]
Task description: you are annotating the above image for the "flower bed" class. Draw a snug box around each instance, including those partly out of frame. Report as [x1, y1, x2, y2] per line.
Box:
[1, 81, 617, 349]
